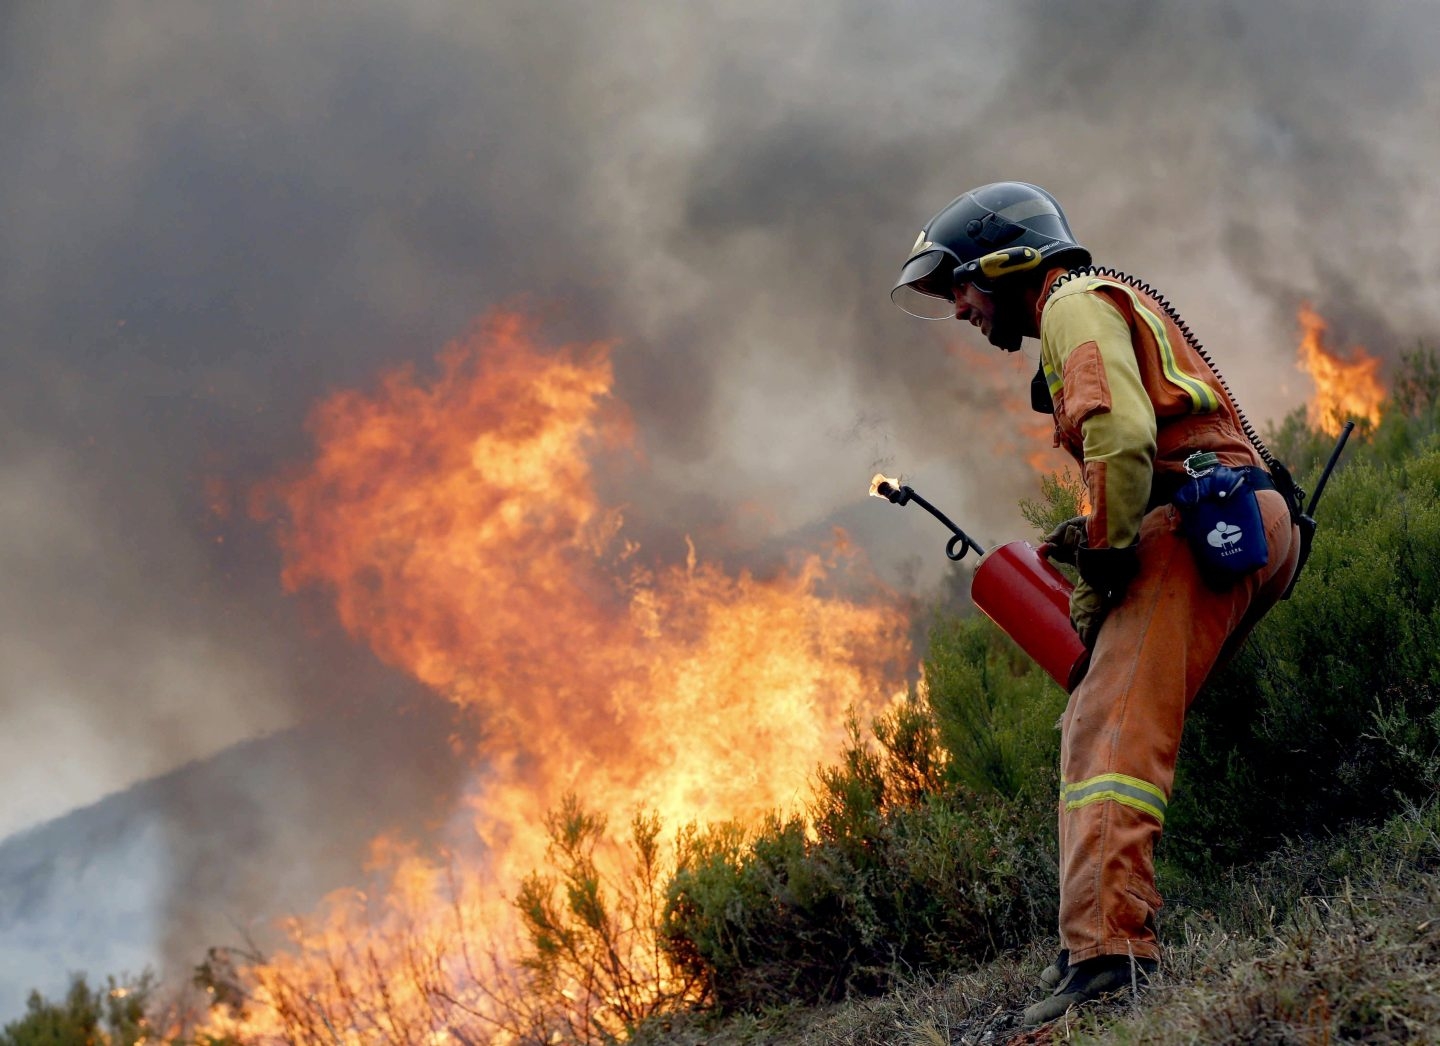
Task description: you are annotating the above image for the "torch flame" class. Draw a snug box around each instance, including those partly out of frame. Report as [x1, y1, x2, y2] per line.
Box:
[868, 473, 900, 499]
[1296, 304, 1385, 435]
[213, 311, 911, 1039]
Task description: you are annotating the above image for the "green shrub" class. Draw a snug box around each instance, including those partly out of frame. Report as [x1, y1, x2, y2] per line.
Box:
[662, 789, 1057, 1012]
[1, 973, 154, 1046]
[921, 615, 1064, 800]
[1165, 356, 1440, 878]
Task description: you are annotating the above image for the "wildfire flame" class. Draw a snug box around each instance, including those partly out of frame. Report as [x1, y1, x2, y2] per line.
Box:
[1296, 304, 1385, 435]
[209, 312, 910, 1040]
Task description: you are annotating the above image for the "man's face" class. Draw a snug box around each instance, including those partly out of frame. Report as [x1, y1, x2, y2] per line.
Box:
[953, 283, 997, 340]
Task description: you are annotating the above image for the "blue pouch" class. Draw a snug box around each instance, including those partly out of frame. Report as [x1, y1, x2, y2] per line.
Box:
[1172, 453, 1269, 586]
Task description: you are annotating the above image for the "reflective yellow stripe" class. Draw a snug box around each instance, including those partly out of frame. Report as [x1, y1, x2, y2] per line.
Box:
[1062, 772, 1167, 825]
[1043, 359, 1063, 398]
[1087, 279, 1220, 414]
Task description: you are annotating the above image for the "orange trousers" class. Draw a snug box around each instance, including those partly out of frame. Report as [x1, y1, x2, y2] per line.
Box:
[1058, 488, 1300, 964]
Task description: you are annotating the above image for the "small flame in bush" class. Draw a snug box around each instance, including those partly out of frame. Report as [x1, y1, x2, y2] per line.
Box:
[1296, 304, 1385, 435]
[208, 312, 911, 1040]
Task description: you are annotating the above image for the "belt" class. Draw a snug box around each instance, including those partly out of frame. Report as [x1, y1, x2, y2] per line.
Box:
[1148, 465, 1275, 512]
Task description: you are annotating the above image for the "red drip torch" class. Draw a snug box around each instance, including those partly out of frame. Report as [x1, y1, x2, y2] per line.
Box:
[970, 539, 1090, 692]
[869, 475, 1089, 692]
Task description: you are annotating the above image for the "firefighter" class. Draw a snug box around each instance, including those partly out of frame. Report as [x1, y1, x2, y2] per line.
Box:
[892, 182, 1302, 1026]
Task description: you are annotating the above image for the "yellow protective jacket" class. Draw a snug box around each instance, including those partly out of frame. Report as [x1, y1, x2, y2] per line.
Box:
[1036, 269, 1264, 552]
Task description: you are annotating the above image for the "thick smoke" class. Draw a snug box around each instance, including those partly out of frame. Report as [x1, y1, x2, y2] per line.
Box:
[3, 0, 1440, 1013]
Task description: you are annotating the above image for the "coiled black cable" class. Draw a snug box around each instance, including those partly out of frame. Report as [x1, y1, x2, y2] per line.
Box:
[1044, 266, 1306, 513]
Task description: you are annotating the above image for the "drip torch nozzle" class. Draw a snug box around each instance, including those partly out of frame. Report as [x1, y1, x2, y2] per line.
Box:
[867, 473, 986, 561]
[868, 474, 911, 505]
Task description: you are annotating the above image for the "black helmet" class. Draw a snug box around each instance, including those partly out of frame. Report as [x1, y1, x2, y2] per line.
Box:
[891, 181, 1090, 321]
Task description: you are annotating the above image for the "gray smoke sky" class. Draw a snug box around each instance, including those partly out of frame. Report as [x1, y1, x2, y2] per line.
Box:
[4, 0, 1440, 1007]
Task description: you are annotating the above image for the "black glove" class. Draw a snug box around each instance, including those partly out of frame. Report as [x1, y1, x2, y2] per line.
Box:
[1042, 515, 1088, 566]
[1069, 546, 1140, 648]
[1075, 544, 1140, 603]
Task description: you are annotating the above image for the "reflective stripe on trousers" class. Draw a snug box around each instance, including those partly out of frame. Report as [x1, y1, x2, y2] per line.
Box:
[1062, 773, 1168, 826]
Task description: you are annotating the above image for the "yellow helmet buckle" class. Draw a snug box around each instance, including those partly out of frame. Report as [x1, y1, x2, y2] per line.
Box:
[977, 245, 1042, 280]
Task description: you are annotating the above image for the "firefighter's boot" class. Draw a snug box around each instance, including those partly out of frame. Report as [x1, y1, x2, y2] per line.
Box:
[1022, 954, 1156, 1027]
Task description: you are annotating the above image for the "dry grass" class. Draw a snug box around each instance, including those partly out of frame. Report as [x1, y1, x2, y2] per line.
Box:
[633, 801, 1440, 1045]
[1079, 874, 1440, 1043]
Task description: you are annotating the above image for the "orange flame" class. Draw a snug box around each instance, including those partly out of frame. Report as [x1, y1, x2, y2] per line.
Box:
[1296, 304, 1385, 435]
[210, 312, 910, 1039]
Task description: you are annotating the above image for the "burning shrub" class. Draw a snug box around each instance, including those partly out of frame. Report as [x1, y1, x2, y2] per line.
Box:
[512, 796, 706, 1043]
[660, 625, 1063, 1013]
[197, 312, 913, 1043]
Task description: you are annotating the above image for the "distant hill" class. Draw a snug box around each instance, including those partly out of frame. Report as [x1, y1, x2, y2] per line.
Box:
[0, 698, 463, 1020]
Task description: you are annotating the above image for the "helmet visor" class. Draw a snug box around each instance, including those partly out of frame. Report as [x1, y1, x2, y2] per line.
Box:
[891, 250, 957, 320]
